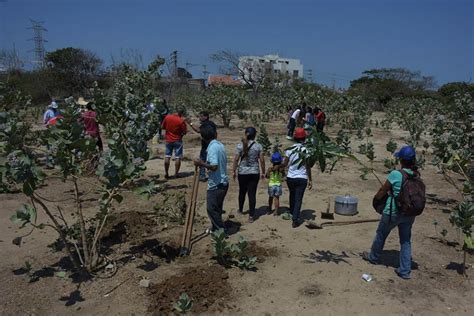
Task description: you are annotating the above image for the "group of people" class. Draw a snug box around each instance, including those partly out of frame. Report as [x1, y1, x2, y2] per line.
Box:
[42, 98, 421, 280]
[42, 100, 102, 167]
[161, 107, 421, 280]
[287, 104, 326, 139]
[159, 107, 314, 229]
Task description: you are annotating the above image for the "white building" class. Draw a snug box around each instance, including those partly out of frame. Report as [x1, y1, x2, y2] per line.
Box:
[238, 54, 304, 82]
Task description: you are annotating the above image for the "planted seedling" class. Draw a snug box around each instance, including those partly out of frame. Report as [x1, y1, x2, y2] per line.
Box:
[257, 124, 272, 154]
[449, 201, 473, 276]
[173, 293, 193, 314]
[210, 230, 257, 270]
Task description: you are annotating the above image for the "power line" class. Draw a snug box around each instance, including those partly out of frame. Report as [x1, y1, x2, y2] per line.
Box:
[27, 18, 47, 68]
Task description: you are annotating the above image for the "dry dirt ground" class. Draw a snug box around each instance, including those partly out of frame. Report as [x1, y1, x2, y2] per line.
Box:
[0, 112, 472, 315]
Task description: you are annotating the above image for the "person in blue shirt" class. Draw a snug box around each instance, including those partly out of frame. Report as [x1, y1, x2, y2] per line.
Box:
[194, 125, 229, 233]
[363, 146, 418, 279]
[43, 101, 60, 125]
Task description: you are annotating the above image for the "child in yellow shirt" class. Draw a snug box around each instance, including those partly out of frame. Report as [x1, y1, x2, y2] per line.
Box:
[266, 152, 284, 214]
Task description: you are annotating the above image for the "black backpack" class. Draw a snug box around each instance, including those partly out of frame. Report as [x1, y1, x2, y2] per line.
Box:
[395, 169, 426, 216]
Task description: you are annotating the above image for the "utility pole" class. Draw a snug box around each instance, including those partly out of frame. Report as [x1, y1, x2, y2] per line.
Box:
[170, 50, 178, 78]
[28, 19, 47, 68]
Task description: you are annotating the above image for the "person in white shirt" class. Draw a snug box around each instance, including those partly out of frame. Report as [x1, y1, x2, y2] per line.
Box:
[281, 128, 313, 228]
[286, 105, 301, 140]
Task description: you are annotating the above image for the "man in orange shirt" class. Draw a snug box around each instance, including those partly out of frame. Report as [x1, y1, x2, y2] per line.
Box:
[161, 109, 187, 179]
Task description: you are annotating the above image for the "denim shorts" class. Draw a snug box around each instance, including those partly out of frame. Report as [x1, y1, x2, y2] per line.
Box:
[268, 185, 283, 197]
[165, 141, 183, 158]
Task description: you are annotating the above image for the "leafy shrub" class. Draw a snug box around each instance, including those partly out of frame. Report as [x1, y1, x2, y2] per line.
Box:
[210, 229, 257, 270]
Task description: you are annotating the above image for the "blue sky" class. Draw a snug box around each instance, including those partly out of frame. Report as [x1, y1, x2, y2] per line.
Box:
[1, 0, 472, 87]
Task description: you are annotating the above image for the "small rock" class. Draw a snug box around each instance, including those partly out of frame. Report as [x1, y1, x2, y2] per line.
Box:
[139, 279, 151, 288]
[105, 263, 114, 270]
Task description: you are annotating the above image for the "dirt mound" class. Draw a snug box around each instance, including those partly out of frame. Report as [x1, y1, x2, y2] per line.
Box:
[153, 192, 187, 225]
[148, 265, 232, 315]
[248, 241, 279, 263]
[101, 211, 157, 246]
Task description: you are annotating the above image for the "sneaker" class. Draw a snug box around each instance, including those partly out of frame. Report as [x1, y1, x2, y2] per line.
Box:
[237, 209, 244, 215]
[361, 251, 377, 265]
[286, 136, 293, 140]
[292, 221, 299, 228]
[395, 269, 411, 280]
[248, 216, 255, 223]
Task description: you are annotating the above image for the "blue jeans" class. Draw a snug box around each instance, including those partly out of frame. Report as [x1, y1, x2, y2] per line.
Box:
[287, 118, 296, 137]
[369, 214, 416, 278]
[287, 177, 307, 223]
[199, 144, 207, 179]
[207, 184, 229, 232]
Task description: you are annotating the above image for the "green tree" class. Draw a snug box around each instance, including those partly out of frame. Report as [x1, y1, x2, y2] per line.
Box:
[348, 68, 436, 109]
[3, 58, 164, 274]
[45, 47, 103, 96]
[438, 82, 474, 104]
[193, 85, 248, 128]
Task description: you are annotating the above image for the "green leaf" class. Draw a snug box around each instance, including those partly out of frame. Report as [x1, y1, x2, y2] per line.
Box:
[56, 271, 67, 278]
[464, 236, 474, 250]
[10, 204, 37, 228]
[22, 182, 34, 196]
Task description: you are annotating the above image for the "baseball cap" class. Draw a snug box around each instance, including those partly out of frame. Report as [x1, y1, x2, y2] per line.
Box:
[293, 127, 306, 140]
[51, 101, 58, 109]
[271, 152, 283, 164]
[394, 146, 416, 161]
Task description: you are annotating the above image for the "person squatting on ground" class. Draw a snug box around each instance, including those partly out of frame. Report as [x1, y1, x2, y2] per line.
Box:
[232, 127, 266, 223]
[79, 102, 103, 152]
[161, 109, 187, 179]
[363, 146, 422, 279]
[187, 111, 217, 182]
[194, 125, 229, 233]
[266, 152, 284, 215]
[281, 128, 313, 228]
[287, 105, 301, 139]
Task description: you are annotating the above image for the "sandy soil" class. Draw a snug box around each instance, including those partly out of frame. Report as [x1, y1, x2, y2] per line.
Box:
[0, 112, 472, 315]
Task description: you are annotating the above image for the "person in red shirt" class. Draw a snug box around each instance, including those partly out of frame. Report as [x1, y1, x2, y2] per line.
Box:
[315, 107, 326, 132]
[79, 103, 103, 152]
[161, 109, 187, 179]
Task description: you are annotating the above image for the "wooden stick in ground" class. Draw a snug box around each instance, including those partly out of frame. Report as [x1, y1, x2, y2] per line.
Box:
[187, 167, 201, 248]
[185, 167, 200, 249]
[180, 166, 200, 254]
[180, 167, 197, 252]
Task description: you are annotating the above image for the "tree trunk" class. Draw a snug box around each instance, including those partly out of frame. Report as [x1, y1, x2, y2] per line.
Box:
[73, 179, 91, 270]
[222, 115, 231, 128]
